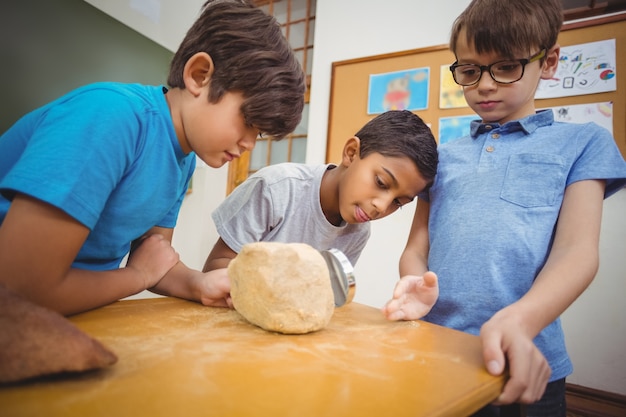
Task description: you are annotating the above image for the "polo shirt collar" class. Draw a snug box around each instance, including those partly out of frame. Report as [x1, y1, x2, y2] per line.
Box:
[470, 110, 554, 138]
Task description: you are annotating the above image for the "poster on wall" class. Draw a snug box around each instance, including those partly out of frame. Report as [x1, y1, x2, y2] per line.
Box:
[438, 114, 477, 145]
[367, 67, 430, 114]
[542, 101, 613, 134]
[439, 64, 468, 109]
[536, 39, 616, 100]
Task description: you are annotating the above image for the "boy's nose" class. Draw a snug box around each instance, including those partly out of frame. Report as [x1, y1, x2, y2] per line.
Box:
[372, 195, 395, 217]
[477, 70, 497, 89]
[239, 132, 257, 152]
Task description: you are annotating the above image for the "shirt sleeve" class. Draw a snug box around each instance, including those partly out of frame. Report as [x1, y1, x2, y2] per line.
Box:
[211, 176, 278, 253]
[567, 123, 626, 198]
[1, 89, 140, 229]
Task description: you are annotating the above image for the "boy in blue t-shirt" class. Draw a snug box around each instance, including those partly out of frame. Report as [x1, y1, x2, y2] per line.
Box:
[0, 0, 305, 316]
[382, 0, 626, 415]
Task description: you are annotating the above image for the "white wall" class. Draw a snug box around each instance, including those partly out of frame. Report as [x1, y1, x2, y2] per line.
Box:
[112, 0, 626, 396]
[84, 0, 204, 52]
[561, 190, 626, 393]
[307, 0, 475, 308]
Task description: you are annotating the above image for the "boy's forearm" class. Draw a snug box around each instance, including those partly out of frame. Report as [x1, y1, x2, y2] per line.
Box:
[400, 200, 431, 277]
[203, 237, 238, 272]
[39, 267, 147, 316]
[202, 256, 232, 272]
[150, 261, 201, 302]
[399, 249, 428, 277]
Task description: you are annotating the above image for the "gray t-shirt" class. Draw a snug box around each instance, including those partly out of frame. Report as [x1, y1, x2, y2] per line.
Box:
[212, 162, 370, 265]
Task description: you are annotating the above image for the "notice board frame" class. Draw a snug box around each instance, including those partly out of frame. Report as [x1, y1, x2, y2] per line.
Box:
[326, 14, 626, 164]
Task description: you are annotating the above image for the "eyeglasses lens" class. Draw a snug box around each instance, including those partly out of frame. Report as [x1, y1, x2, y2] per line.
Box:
[452, 61, 523, 86]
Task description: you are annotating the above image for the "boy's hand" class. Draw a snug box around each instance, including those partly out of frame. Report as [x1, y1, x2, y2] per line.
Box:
[480, 311, 551, 405]
[381, 271, 438, 321]
[126, 234, 180, 290]
[196, 268, 232, 308]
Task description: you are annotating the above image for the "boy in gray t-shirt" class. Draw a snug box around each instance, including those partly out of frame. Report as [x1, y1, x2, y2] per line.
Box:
[203, 110, 438, 279]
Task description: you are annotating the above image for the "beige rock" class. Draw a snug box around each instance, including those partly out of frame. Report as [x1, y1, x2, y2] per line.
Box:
[228, 242, 334, 334]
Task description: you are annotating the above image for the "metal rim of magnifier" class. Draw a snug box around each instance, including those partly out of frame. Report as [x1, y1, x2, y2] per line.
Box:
[320, 248, 356, 307]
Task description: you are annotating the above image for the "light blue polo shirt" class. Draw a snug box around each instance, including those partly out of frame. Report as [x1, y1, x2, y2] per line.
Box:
[422, 110, 626, 381]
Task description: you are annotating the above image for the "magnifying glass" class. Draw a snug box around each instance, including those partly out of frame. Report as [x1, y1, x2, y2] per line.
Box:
[320, 248, 355, 307]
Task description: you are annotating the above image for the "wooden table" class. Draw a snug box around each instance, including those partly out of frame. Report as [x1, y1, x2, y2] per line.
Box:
[0, 297, 507, 417]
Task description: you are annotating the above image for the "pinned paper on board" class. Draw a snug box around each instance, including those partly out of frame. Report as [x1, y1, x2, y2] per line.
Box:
[536, 39, 616, 99]
[438, 114, 477, 145]
[542, 101, 614, 134]
[367, 68, 430, 114]
[439, 64, 468, 109]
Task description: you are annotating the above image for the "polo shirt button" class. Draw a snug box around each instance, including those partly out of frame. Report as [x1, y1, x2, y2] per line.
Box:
[486, 146, 495, 152]
[485, 125, 493, 130]
[491, 133, 500, 139]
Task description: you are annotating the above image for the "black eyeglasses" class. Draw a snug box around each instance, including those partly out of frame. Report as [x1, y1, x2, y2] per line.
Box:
[449, 48, 546, 86]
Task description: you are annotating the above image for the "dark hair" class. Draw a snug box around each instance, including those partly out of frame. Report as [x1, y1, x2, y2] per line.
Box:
[450, 0, 563, 58]
[355, 110, 438, 183]
[168, 0, 306, 138]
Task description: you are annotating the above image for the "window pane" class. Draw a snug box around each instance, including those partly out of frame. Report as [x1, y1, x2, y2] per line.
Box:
[294, 49, 304, 70]
[294, 103, 309, 135]
[244, 0, 311, 176]
[291, 0, 307, 20]
[290, 21, 306, 48]
[249, 140, 268, 171]
[308, 19, 315, 47]
[305, 46, 313, 76]
[291, 137, 307, 164]
[270, 138, 289, 165]
[273, 0, 288, 23]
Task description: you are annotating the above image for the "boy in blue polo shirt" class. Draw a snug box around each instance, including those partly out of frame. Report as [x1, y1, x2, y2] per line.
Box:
[0, 0, 305, 316]
[382, 0, 626, 415]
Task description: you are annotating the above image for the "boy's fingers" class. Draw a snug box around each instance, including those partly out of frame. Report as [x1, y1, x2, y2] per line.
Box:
[385, 309, 406, 321]
[482, 335, 506, 376]
[422, 271, 438, 288]
[393, 278, 410, 297]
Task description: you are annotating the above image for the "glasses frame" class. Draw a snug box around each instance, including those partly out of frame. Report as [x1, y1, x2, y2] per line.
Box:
[449, 48, 547, 86]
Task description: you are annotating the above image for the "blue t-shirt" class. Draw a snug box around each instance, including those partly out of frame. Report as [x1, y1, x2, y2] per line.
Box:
[0, 82, 195, 270]
[422, 110, 626, 381]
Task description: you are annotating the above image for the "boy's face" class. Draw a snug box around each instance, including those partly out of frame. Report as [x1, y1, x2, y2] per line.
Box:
[337, 150, 428, 224]
[453, 29, 555, 125]
[181, 90, 259, 168]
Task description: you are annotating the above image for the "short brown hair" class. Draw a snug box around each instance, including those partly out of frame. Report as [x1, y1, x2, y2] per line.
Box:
[356, 110, 438, 183]
[168, 0, 306, 139]
[450, 0, 563, 58]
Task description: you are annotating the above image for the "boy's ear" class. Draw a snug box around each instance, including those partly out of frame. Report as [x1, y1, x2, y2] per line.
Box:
[182, 52, 215, 96]
[540, 45, 560, 80]
[341, 137, 361, 166]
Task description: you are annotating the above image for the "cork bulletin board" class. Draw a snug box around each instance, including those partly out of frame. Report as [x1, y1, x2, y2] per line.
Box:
[326, 14, 626, 164]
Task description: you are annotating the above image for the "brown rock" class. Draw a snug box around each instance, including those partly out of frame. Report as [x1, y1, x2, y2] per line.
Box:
[0, 284, 118, 384]
[228, 242, 334, 334]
